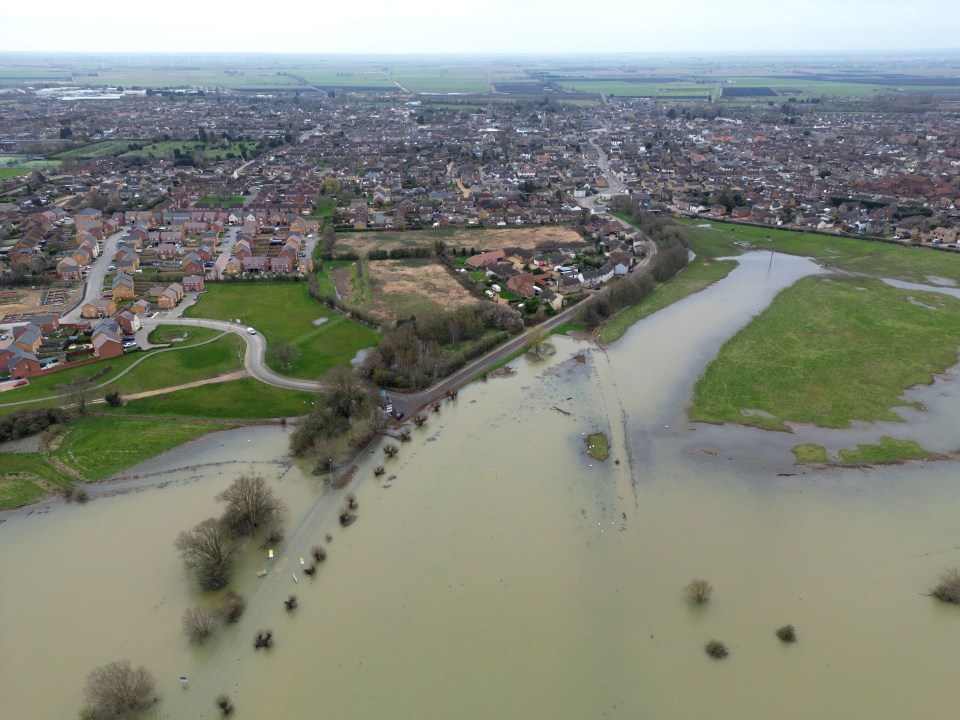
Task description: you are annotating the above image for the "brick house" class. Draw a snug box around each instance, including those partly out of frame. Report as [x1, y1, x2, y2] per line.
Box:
[182, 275, 205, 292]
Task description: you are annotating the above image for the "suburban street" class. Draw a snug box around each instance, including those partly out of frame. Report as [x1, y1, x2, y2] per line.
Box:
[59, 227, 128, 324]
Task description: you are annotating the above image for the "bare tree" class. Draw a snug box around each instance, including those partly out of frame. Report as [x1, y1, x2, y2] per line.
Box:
[175, 518, 239, 590]
[216, 474, 283, 538]
[267, 342, 302, 371]
[686, 578, 713, 604]
[217, 590, 245, 623]
[525, 326, 555, 361]
[56, 374, 94, 416]
[182, 605, 216, 644]
[82, 660, 157, 718]
[326, 365, 367, 420]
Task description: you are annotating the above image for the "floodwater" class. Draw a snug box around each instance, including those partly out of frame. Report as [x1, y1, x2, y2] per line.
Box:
[3, 252, 960, 719]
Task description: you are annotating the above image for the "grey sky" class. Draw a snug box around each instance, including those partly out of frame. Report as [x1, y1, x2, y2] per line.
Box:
[2, 0, 958, 54]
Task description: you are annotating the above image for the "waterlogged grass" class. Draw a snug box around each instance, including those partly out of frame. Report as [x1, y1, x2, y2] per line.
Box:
[105, 378, 316, 419]
[0, 453, 75, 509]
[53, 416, 234, 481]
[791, 444, 828, 463]
[585, 432, 609, 461]
[838, 436, 937, 465]
[185, 282, 379, 379]
[678, 219, 960, 284]
[598, 258, 736, 345]
[792, 437, 938, 466]
[690, 276, 960, 430]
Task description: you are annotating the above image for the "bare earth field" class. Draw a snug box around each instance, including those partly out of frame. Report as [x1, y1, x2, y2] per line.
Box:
[0, 286, 82, 323]
[335, 226, 587, 257]
[364, 259, 479, 322]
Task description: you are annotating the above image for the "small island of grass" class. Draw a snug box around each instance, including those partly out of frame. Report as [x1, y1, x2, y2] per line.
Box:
[585, 432, 609, 461]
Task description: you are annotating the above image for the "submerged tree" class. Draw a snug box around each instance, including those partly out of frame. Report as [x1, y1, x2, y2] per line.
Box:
[175, 517, 239, 590]
[82, 660, 157, 719]
[217, 474, 284, 538]
[932, 567, 960, 604]
[182, 605, 216, 644]
[686, 578, 714, 604]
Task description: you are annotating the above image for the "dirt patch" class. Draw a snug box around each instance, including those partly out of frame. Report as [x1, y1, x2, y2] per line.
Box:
[362, 259, 479, 323]
[0, 285, 83, 322]
[333, 267, 354, 302]
[337, 226, 587, 258]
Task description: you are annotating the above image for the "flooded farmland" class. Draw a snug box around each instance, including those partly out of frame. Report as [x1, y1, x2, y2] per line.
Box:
[2, 252, 959, 720]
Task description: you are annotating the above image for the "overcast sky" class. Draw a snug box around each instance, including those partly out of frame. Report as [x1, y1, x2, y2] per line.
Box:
[2, 0, 958, 54]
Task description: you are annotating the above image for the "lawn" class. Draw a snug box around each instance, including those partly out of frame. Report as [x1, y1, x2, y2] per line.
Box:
[196, 195, 245, 208]
[597, 257, 737, 345]
[690, 275, 960, 430]
[792, 437, 939, 466]
[0, 167, 30, 179]
[0, 453, 76, 510]
[55, 140, 138, 159]
[184, 283, 379, 379]
[103, 377, 316, 419]
[53, 416, 234, 481]
[678, 219, 960, 284]
[0, 329, 242, 416]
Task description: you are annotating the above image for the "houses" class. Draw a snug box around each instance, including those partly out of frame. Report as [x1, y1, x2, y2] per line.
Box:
[182, 275, 205, 293]
[112, 272, 136, 301]
[81, 298, 117, 319]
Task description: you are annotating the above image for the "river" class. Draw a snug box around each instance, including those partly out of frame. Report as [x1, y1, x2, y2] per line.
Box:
[2, 251, 959, 719]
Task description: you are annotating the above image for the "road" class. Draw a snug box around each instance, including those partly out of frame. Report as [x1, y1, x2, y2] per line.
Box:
[389, 232, 658, 417]
[59, 227, 128, 324]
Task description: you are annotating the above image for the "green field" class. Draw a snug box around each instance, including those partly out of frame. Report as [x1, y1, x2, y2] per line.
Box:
[55, 140, 139, 159]
[597, 257, 736, 345]
[690, 275, 960, 430]
[184, 283, 380, 379]
[560, 80, 712, 98]
[53, 416, 234, 481]
[0, 167, 31, 179]
[679, 219, 960, 284]
[197, 195, 246, 208]
[103, 377, 316, 419]
[0, 453, 76, 509]
[125, 140, 252, 160]
[0, 329, 243, 417]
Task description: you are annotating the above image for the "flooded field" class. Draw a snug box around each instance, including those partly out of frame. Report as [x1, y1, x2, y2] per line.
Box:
[2, 252, 959, 719]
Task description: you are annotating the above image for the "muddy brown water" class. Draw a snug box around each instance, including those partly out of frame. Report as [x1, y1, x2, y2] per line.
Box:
[2, 252, 959, 719]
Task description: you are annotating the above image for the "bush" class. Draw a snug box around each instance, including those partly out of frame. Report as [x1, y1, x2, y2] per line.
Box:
[705, 640, 729, 659]
[218, 590, 245, 623]
[82, 660, 157, 718]
[216, 693, 235, 715]
[182, 605, 216, 644]
[932, 568, 960, 604]
[686, 578, 713, 604]
[104, 391, 123, 407]
[776, 624, 797, 643]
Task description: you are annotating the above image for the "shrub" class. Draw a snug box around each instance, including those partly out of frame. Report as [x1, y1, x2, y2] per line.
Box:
[686, 578, 713, 604]
[776, 624, 797, 643]
[216, 693, 235, 715]
[104, 391, 123, 407]
[705, 640, 729, 659]
[182, 605, 216, 644]
[254, 629, 273, 649]
[932, 568, 960, 604]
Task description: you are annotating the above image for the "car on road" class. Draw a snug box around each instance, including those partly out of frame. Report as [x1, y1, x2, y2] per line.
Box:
[107, 265, 116, 271]
[394, 411, 405, 421]
[122, 341, 139, 350]
[246, 327, 257, 335]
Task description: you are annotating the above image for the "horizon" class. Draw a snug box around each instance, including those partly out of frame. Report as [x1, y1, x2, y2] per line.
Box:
[4, 0, 960, 55]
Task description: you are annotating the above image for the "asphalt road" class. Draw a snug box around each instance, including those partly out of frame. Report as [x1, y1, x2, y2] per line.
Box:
[60, 227, 128, 324]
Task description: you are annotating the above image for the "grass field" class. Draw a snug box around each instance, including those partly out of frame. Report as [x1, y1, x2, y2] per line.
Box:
[690, 275, 960, 430]
[0, 453, 76, 510]
[196, 195, 245, 208]
[357, 258, 479, 324]
[103, 377, 316, 419]
[0, 167, 31, 179]
[597, 257, 736, 345]
[0, 328, 242, 416]
[184, 283, 379, 379]
[55, 140, 138, 159]
[125, 140, 251, 160]
[679, 219, 960, 284]
[53, 416, 234, 481]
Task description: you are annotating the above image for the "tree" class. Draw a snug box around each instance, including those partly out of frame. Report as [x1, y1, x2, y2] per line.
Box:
[267, 342, 302, 371]
[104, 391, 123, 408]
[216, 474, 283, 538]
[325, 366, 368, 420]
[932, 567, 960, 604]
[182, 605, 216, 644]
[175, 518, 239, 590]
[59, 126, 73, 139]
[56, 374, 93, 416]
[686, 578, 713, 604]
[82, 660, 157, 718]
[525, 327, 554, 361]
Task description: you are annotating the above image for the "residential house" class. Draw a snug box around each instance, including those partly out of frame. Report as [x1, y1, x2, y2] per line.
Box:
[112, 272, 136, 301]
[81, 298, 116, 318]
[182, 275, 205, 293]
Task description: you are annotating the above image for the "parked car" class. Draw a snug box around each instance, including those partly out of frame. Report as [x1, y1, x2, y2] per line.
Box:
[122, 341, 139, 350]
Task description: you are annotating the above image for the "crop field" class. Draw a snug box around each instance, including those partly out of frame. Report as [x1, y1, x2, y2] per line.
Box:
[335, 226, 587, 258]
[560, 80, 712, 98]
[67, 69, 302, 88]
